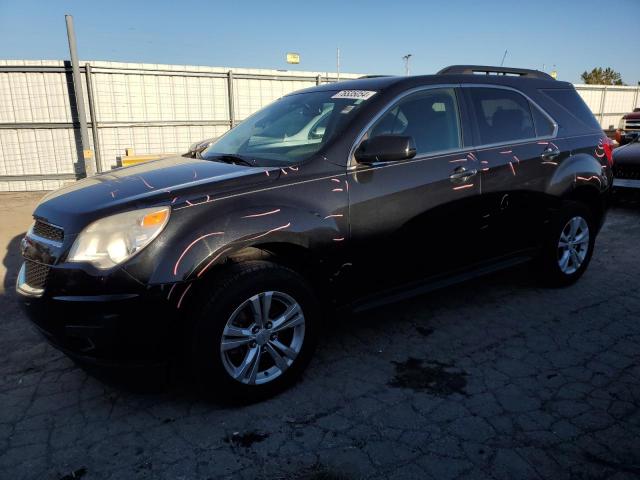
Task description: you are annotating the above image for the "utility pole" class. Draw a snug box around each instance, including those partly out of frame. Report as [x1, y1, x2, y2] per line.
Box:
[402, 54, 412, 76]
[336, 47, 340, 81]
[65, 14, 95, 176]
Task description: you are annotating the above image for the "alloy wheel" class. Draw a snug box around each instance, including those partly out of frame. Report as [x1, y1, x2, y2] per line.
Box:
[220, 291, 305, 385]
[557, 216, 590, 275]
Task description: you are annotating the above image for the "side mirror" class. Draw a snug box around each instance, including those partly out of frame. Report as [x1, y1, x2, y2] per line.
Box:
[354, 135, 417, 164]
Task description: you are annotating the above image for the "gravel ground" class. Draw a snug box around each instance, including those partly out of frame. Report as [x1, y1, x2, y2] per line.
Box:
[0, 191, 639, 480]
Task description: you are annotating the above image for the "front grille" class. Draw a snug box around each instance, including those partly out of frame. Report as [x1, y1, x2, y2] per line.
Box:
[613, 165, 640, 180]
[624, 120, 640, 131]
[24, 260, 50, 290]
[32, 220, 64, 243]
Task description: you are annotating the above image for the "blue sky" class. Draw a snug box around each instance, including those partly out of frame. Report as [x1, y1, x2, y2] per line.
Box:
[1, 0, 638, 84]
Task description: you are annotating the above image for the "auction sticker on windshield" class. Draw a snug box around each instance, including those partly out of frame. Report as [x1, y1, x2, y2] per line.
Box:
[331, 90, 377, 100]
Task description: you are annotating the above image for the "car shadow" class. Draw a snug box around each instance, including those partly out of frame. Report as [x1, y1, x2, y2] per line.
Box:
[3, 233, 24, 296]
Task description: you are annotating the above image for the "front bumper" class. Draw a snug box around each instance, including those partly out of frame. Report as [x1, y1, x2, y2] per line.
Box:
[17, 262, 186, 366]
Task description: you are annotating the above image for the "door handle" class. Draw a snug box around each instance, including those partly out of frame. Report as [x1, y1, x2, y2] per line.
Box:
[449, 166, 477, 183]
[541, 146, 561, 161]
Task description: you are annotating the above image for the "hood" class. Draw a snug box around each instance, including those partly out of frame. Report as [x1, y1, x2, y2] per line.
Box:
[623, 112, 640, 120]
[613, 141, 640, 166]
[34, 156, 279, 233]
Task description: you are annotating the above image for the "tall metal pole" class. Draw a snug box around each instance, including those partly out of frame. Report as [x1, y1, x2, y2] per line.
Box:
[402, 54, 412, 76]
[65, 14, 95, 176]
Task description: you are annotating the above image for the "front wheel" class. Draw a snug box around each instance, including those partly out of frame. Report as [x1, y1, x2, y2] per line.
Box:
[537, 202, 596, 287]
[190, 261, 319, 402]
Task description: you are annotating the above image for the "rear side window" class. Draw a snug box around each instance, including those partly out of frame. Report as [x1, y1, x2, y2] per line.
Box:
[368, 88, 461, 155]
[531, 105, 555, 137]
[541, 89, 602, 131]
[468, 88, 535, 144]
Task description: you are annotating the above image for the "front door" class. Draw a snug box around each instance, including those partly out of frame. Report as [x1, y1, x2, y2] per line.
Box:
[347, 87, 482, 298]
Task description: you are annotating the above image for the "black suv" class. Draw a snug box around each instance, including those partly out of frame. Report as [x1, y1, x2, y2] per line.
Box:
[18, 65, 613, 400]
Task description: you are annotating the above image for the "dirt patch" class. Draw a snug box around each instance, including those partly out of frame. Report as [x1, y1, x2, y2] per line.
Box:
[224, 431, 269, 448]
[58, 467, 87, 480]
[415, 326, 434, 337]
[389, 358, 467, 396]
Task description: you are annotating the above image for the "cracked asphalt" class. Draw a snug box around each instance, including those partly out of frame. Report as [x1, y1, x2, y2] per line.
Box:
[1, 191, 639, 480]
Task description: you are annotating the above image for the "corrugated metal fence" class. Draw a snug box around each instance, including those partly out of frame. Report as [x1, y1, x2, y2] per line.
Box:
[0, 60, 359, 191]
[574, 84, 640, 131]
[1, 60, 639, 192]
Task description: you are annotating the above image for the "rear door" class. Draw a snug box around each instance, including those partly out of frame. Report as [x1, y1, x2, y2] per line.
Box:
[463, 86, 562, 259]
[347, 86, 483, 296]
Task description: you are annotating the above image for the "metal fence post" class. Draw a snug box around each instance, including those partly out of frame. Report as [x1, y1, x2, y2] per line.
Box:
[84, 63, 102, 173]
[227, 70, 235, 128]
[316, 74, 322, 86]
[597, 86, 608, 128]
[633, 87, 639, 110]
[65, 14, 96, 176]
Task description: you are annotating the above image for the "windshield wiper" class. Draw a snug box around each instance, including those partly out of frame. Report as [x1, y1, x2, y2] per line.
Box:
[205, 154, 255, 167]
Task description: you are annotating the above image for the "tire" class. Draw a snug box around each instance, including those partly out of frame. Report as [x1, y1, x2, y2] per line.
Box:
[190, 260, 319, 402]
[537, 201, 596, 287]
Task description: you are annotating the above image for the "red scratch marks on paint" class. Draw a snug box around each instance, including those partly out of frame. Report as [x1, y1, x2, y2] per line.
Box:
[331, 178, 341, 183]
[344, 180, 349, 192]
[171, 197, 179, 204]
[467, 152, 478, 161]
[289, 166, 299, 171]
[512, 155, 520, 164]
[139, 176, 154, 189]
[333, 237, 345, 242]
[173, 232, 225, 276]
[509, 162, 516, 175]
[449, 158, 468, 163]
[197, 247, 233, 278]
[265, 170, 270, 176]
[324, 214, 344, 219]
[453, 184, 474, 191]
[241, 208, 281, 218]
[541, 161, 558, 166]
[481, 160, 489, 164]
[500, 150, 513, 155]
[481, 168, 490, 172]
[244, 223, 291, 242]
[110, 190, 118, 199]
[281, 169, 289, 175]
[176, 283, 192, 309]
[166, 284, 177, 300]
[193, 169, 198, 179]
[537, 141, 549, 145]
[577, 175, 602, 186]
[332, 188, 344, 192]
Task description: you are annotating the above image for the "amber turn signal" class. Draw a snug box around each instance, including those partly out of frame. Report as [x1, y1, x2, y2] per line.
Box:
[142, 209, 169, 228]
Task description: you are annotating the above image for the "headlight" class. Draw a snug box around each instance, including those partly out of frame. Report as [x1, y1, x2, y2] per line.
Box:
[67, 207, 170, 269]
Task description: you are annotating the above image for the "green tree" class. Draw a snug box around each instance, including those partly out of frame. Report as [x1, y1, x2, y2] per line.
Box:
[581, 67, 624, 85]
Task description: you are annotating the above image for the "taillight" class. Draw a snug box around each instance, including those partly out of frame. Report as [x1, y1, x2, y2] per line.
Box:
[602, 136, 614, 166]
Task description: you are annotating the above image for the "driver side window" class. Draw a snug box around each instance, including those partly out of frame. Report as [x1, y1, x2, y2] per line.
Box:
[368, 88, 461, 155]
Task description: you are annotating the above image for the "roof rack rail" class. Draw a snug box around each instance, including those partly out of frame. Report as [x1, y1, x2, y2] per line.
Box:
[437, 65, 554, 80]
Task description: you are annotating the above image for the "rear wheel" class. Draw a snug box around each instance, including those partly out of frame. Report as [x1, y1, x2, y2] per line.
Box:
[537, 202, 596, 287]
[190, 261, 318, 402]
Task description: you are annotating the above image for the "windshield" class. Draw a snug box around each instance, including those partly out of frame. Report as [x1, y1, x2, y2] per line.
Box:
[201, 90, 374, 166]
